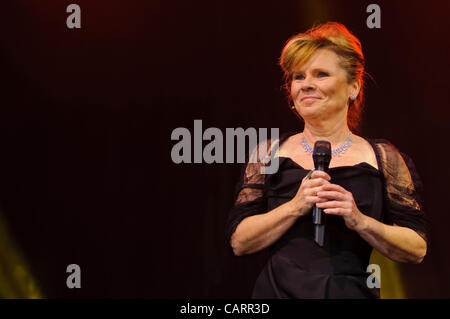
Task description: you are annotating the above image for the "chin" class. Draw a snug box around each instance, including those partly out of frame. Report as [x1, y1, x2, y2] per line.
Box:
[299, 105, 321, 116]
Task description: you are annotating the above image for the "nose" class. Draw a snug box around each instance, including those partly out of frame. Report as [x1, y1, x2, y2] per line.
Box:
[300, 75, 316, 91]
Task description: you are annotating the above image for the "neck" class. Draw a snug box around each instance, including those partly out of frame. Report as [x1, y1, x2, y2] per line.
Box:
[303, 117, 351, 148]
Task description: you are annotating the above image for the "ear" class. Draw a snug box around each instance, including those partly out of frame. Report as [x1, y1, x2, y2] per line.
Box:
[350, 80, 361, 98]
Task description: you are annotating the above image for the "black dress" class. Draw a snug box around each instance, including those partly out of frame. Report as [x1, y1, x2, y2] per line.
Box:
[226, 132, 429, 299]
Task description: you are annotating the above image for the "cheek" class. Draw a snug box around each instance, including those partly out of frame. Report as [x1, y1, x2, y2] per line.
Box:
[318, 81, 336, 95]
[320, 80, 347, 99]
[290, 83, 301, 100]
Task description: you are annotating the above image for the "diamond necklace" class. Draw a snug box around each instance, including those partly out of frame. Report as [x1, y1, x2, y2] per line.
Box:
[301, 133, 353, 157]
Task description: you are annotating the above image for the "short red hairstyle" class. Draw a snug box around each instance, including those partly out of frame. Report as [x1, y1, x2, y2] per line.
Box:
[280, 22, 366, 132]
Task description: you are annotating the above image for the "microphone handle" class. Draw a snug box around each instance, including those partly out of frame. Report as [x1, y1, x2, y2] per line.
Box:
[313, 162, 327, 246]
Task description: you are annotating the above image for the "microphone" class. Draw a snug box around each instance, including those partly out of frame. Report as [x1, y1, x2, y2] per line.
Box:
[312, 141, 332, 247]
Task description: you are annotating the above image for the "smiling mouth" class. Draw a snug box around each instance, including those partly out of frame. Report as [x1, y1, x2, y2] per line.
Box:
[301, 97, 319, 102]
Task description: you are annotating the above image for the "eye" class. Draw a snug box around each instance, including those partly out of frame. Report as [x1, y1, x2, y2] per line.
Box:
[293, 74, 304, 80]
[318, 71, 329, 77]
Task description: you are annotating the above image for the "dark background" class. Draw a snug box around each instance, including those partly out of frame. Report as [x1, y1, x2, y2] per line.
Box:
[0, 0, 449, 298]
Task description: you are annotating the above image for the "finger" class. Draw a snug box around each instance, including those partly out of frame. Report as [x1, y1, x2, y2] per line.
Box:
[321, 183, 348, 193]
[306, 196, 328, 205]
[323, 208, 343, 215]
[310, 170, 331, 181]
[307, 185, 326, 196]
[317, 190, 347, 201]
[316, 200, 346, 209]
[305, 177, 330, 188]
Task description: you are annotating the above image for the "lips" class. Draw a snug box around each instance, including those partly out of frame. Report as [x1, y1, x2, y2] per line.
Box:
[301, 96, 320, 101]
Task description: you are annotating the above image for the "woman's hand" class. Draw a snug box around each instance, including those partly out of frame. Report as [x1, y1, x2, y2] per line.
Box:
[316, 183, 366, 231]
[289, 170, 331, 217]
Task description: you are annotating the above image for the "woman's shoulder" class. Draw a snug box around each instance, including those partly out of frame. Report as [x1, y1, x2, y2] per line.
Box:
[364, 137, 409, 162]
[366, 138, 424, 212]
[247, 131, 296, 163]
[252, 131, 298, 151]
[256, 131, 300, 158]
[363, 137, 420, 182]
[365, 137, 398, 150]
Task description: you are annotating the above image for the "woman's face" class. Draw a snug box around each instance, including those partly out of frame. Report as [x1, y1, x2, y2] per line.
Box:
[290, 48, 358, 124]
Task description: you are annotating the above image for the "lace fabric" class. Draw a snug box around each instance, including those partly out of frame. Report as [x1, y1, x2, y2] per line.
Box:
[225, 135, 283, 242]
[234, 137, 280, 205]
[373, 140, 429, 244]
[225, 134, 429, 247]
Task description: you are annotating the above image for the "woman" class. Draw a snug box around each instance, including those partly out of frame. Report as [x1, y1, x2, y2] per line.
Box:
[225, 22, 428, 298]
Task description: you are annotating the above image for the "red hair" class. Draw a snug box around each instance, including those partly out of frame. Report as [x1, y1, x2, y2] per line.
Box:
[280, 22, 367, 132]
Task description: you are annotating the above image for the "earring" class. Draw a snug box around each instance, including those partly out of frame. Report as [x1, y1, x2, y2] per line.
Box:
[351, 94, 357, 100]
[291, 105, 296, 110]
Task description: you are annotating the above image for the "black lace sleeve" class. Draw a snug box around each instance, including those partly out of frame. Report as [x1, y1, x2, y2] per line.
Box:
[374, 140, 430, 245]
[225, 138, 280, 244]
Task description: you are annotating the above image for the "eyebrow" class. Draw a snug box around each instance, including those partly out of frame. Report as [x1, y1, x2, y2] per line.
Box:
[293, 68, 330, 75]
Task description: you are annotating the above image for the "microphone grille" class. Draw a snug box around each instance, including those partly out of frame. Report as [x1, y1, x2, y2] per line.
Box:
[313, 141, 331, 156]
